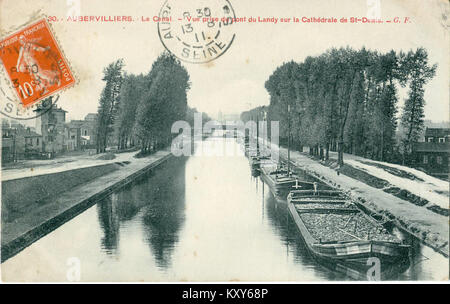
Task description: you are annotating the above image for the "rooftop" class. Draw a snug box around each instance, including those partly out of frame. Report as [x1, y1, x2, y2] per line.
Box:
[2, 128, 42, 138]
[85, 113, 97, 121]
[425, 128, 450, 138]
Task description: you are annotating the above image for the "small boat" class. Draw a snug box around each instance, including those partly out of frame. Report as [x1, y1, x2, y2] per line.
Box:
[243, 143, 255, 156]
[246, 148, 258, 158]
[287, 190, 410, 267]
[251, 166, 261, 177]
[259, 163, 304, 200]
[249, 155, 270, 170]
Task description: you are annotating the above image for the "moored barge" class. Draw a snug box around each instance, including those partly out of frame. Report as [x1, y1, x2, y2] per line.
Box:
[259, 163, 308, 200]
[287, 190, 410, 266]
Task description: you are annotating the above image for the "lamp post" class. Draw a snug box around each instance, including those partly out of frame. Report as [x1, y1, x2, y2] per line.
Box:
[12, 127, 17, 163]
[287, 103, 291, 176]
[263, 110, 267, 155]
[297, 104, 305, 154]
[256, 112, 259, 155]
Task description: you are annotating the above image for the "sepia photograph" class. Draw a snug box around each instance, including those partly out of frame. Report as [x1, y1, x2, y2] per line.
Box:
[0, 0, 448, 288]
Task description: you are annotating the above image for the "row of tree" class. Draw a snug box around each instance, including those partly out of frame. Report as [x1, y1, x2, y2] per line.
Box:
[96, 52, 200, 154]
[241, 47, 436, 165]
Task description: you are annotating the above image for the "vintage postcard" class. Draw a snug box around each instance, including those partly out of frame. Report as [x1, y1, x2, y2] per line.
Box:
[0, 0, 448, 285]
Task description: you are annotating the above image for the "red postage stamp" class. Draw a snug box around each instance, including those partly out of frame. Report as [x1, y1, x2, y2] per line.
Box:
[0, 18, 75, 108]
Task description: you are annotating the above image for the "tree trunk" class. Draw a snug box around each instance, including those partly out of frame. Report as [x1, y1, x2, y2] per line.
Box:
[338, 140, 344, 166]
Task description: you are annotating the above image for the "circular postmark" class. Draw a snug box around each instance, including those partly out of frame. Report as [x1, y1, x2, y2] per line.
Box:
[157, 0, 236, 64]
[0, 88, 57, 120]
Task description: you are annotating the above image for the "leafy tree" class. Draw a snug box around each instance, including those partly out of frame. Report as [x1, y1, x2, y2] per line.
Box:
[114, 73, 145, 149]
[257, 46, 436, 167]
[96, 59, 124, 153]
[134, 52, 190, 154]
[399, 48, 436, 163]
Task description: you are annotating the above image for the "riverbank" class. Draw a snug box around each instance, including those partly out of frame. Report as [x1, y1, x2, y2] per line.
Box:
[1, 150, 139, 182]
[258, 140, 449, 257]
[1, 149, 173, 262]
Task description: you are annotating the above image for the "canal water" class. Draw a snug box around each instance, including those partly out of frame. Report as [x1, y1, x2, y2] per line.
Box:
[1, 137, 448, 281]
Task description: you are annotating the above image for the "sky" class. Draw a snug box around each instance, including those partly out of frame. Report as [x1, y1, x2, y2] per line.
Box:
[0, 0, 448, 122]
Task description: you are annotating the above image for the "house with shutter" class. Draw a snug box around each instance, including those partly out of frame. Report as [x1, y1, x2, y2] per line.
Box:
[413, 128, 450, 177]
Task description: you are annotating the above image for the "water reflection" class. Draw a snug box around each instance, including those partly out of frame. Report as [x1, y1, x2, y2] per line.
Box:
[97, 195, 120, 255]
[141, 159, 186, 269]
[96, 157, 187, 268]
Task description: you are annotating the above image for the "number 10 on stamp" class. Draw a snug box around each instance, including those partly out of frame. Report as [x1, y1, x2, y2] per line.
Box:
[0, 18, 75, 107]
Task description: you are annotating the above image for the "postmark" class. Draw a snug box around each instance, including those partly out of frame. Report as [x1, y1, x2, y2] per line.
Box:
[158, 0, 236, 64]
[0, 17, 75, 119]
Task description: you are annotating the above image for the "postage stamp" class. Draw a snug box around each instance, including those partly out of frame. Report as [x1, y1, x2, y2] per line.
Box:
[0, 17, 75, 116]
[158, 0, 236, 64]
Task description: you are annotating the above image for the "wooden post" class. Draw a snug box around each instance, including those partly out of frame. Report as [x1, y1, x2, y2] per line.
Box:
[287, 103, 291, 176]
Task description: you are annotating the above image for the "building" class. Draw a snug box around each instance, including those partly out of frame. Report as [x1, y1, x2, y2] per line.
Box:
[84, 113, 97, 122]
[423, 128, 450, 143]
[2, 109, 98, 162]
[2, 126, 43, 163]
[35, 106, 67, 156]
[413, 128, 450, 177]
[79, 113, 97, 147]
[2, 106, 98, 162]
[64, 121, 82, 151]
[64, 113, 97, 151]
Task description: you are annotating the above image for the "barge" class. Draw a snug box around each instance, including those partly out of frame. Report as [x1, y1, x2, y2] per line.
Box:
[287, 190, 410, 266]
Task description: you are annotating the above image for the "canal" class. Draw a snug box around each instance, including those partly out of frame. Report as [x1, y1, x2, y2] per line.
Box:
[2, 137, 448, 281]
